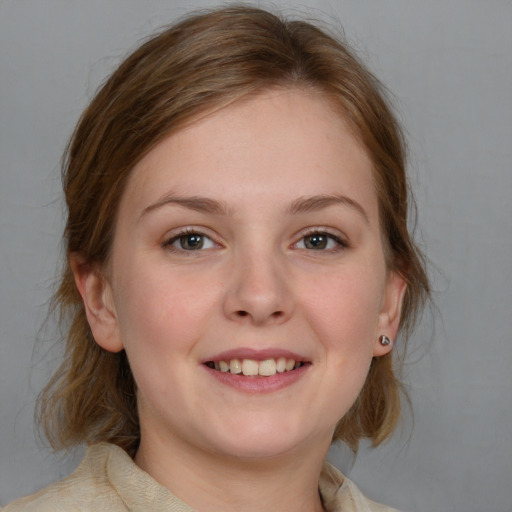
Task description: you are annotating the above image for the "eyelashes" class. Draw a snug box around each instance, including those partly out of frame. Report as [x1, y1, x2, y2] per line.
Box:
[162, 227, 349, 255]
[163, 228, 217, 252]
[293, 229, 348, 252]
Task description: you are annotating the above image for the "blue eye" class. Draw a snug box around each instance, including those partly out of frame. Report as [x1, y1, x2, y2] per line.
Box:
[166, 231, 216, 251]
[296, 232, 345, 251]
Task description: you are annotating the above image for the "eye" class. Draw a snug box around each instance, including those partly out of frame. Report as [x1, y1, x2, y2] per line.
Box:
[164, 230, 217, 252]
[295, 231, 347, 251]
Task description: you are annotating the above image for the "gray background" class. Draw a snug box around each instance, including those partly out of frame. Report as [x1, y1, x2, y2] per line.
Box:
[1, 1, 511, 511]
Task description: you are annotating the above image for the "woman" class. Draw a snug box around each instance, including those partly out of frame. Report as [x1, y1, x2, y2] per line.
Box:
[4, 6, 429, 511]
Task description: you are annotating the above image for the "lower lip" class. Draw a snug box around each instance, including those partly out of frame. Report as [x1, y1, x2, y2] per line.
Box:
[203, 364, 310, 393]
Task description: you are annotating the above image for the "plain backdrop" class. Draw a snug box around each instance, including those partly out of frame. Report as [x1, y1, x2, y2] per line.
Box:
[1, 1, 511, 511]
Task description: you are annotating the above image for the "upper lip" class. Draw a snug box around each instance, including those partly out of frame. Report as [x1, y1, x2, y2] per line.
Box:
[202, 347, 309, 363]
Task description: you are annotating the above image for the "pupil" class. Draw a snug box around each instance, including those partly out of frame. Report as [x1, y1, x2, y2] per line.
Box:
[181, 234, 203, 250]
[306, 234, 327, 250]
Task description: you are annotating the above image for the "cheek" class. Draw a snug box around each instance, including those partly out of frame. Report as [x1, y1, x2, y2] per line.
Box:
[303, 268, 384, 355]
[112, 261, 220, 355]
[111, 270, 199, 398]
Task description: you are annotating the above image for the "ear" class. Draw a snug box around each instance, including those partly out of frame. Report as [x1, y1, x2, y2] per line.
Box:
[373, 271, 407, 357]
[70, 254, 124, 353]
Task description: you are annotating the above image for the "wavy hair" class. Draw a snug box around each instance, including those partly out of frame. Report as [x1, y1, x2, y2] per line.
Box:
[38, 5, 430, 456]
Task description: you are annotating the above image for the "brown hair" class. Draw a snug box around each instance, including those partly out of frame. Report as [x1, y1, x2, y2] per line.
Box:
[38, 5, 430, 455]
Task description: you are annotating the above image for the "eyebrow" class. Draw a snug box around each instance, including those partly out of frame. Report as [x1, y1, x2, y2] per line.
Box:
[287, 194, 369, 223]
[140, 193, 369, 223]
[140, 194, 232, 220]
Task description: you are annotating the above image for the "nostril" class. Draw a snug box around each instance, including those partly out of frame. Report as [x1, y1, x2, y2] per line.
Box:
[232, 309, 286, 323]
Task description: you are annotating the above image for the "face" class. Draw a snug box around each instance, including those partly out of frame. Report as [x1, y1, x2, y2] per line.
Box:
[77, 89, 405, 463]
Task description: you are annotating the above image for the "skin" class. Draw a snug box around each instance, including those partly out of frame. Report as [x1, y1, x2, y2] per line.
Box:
[73, 88, 406, 512]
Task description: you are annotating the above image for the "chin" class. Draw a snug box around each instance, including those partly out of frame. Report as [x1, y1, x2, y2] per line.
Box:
[215, 439, 300, 461]
[204, 419, 322, 461]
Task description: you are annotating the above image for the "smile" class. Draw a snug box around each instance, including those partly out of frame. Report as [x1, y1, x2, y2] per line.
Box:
[205, 357, 307, 377]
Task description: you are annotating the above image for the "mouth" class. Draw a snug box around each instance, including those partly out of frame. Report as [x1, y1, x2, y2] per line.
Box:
[204, 357, 308, 377]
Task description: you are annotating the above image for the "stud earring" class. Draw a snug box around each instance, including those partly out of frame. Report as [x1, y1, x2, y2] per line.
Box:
[379, 335, 392, 346]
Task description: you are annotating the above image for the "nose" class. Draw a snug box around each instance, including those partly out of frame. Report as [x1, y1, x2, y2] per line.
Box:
[223, 247, 294, 326]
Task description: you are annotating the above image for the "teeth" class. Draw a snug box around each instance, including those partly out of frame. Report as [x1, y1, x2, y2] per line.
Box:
[241, 359, 259, 376]
[211, 357, 302, 376]
[259, 359, 276, 376]
[276, 357, 287, 373]
[229, 359, 242, 374]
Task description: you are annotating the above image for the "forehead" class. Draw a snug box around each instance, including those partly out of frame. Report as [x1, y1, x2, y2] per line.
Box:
[119, 88, 377, 220]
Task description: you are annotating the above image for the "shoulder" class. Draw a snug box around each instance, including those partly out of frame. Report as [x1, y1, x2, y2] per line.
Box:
[319, 462, 403, 512]
[1, 444, 127, 512]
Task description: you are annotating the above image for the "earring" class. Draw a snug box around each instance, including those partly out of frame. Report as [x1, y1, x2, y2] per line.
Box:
[379, 335, 392, 346]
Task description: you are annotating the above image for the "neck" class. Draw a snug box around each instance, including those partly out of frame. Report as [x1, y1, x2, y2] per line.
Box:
[135, 431, 331, 512]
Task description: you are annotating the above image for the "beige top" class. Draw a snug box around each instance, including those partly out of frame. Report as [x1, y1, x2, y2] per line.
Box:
[2, 443, 400, 511]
